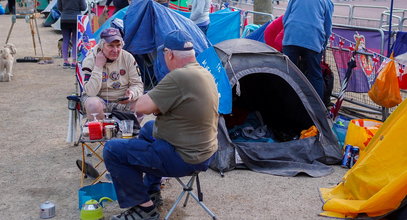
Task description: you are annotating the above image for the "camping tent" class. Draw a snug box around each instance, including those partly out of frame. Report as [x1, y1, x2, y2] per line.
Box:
[320, 98, 407, 219]
[209, 38, 341, 177]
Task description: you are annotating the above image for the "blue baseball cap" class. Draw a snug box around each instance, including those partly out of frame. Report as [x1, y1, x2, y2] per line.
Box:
[100, 28, 122, 43]
[164, 30, 194, 51]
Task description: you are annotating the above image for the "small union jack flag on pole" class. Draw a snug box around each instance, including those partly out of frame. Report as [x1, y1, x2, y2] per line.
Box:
[76, 15, 97, 92]
[77, 15, 97, 62]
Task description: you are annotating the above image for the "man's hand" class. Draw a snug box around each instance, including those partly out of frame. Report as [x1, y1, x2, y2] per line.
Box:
[95, 51, 107, 69]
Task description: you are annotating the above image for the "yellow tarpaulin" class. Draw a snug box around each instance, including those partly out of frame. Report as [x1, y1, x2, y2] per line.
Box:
[320, 99, 407, 218]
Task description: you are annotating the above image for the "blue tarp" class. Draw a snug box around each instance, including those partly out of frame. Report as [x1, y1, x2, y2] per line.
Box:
[176, 8, 241, 45]
[245, 21, 270, 43]
[97, 6, 240, 48]
[123, 0, 210, 55]
[392, 31, 407, 56]
[197, 47, 232, 114]
[123, 0, 211, 84]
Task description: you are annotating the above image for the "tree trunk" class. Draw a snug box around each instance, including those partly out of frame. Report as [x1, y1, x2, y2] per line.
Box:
[253, 0, 273, 25]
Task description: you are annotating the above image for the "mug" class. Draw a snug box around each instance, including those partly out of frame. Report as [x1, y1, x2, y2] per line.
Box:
[104, 125, 116, 140]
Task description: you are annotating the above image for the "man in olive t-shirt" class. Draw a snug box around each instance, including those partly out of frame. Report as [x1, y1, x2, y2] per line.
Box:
[104, 30, 219, 220]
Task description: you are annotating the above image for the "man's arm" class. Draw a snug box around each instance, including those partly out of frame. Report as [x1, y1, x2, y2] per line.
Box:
[83, 52, 106, 97]
[135, 94, 160, 115]
[83, 67, 103, 97]
[127, 56, 144, 101]
[323, 0, 334, 49]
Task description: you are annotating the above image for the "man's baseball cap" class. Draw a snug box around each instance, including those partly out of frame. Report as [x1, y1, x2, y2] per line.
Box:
[100, 28, 122, 43]
[164, 30, 194, 51]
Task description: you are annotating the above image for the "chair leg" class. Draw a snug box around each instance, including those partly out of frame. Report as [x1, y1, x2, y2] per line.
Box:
[182, 176, 195, 207]
[164, 174, 217, 220]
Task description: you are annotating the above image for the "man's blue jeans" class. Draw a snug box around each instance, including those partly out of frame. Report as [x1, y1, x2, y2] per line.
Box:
[283, 45, 324, 99]
[103, 121, 212, 208]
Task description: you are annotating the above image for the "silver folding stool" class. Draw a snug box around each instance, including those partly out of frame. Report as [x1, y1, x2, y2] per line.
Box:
[165, 172, 217, 220]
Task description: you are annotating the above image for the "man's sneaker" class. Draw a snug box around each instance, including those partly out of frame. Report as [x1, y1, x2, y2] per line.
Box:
[110, 206, 159, 220]
[70, 63, 76, 69]
[149, 191, 163, 207]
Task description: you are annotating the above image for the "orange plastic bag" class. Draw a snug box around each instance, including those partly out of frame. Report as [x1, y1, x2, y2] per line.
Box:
[344, 119, 382, 151]
[300, 125, 318, 139]
[368, 54, 402, 108]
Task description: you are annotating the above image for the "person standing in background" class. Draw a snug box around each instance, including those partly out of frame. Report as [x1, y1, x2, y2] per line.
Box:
[57, 0, 87, 69]
[188, 0, 211, 35]
[7, 0, 15, 14]
[105, 0, 130, 14]
[282, 0, 333, 100]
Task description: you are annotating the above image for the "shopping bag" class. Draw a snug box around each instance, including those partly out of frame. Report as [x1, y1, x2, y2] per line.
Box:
[344, 119, 382, 151]
[368, 54, 402, 108]
[332, 115, 351, 147]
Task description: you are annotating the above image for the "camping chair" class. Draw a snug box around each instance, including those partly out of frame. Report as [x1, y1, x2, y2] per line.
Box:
[165, 171, 217, 220]
[65, 64, 108, 187]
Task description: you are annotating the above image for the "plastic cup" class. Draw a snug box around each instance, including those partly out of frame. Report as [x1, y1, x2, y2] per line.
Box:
[120, 120, 134, 138]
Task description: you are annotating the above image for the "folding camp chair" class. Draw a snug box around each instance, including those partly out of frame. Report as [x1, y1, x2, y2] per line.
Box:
[65, 63, 108, 187]
[165, 172, 217, 220]
[64, 15, 110, 186]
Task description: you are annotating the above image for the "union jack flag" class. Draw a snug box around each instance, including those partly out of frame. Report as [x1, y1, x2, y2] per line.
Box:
[77, 15, 97, 62]
[76, 15, 97, 92]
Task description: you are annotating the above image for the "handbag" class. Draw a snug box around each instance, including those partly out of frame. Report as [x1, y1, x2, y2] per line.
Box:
[368, 54, 402, 108]
[98, 9, 109, 26]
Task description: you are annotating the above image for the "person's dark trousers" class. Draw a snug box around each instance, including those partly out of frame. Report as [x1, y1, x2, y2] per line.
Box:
[103, 120, 212, 208]
[198, 24, 209, 35]
[283, 45, 324, 99]
[160, 3, 169, 7]
[8, 0, 15, 14]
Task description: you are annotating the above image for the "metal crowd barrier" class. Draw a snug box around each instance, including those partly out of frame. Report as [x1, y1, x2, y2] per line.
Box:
[324, 47, 385, 120]
[332, 3, 405, 31]
[381, 8, 407, 31]
[332, 3, 353, 25]
[326, 24, 407, 120]
[351, 5, 389, 28]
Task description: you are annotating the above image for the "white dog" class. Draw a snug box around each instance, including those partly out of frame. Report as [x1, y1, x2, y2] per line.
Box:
[0, 43, 17, 82]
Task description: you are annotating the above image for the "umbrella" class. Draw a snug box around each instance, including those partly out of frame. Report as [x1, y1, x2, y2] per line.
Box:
[330, 36, 362, 120]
